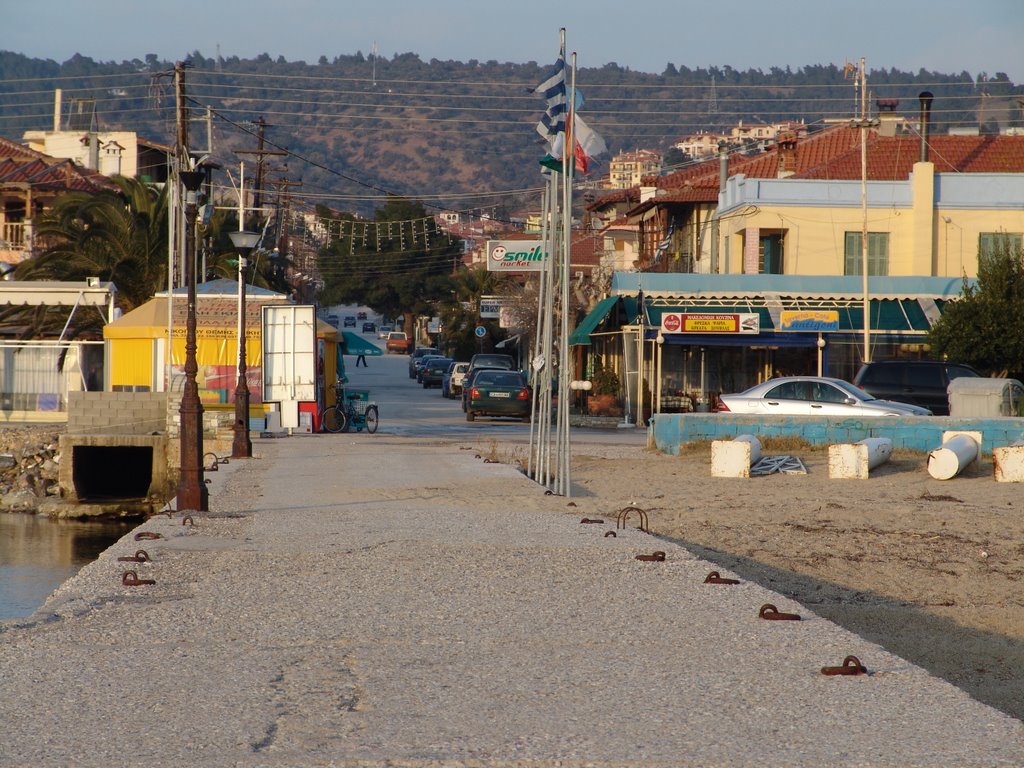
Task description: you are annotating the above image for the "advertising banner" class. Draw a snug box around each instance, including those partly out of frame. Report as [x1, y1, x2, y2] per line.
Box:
[660, 312, 760, 334]
[779, 310, 840, 332]
[486, 240, 549, 272]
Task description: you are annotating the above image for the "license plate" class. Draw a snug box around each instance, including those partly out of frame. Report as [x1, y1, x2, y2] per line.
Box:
[490, 392, 510, 398]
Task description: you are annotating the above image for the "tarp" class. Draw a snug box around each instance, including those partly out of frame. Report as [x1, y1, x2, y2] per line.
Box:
[340, 331, 383, 356]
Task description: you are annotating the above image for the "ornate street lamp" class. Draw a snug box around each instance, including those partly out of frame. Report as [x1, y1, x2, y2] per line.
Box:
[177, 170, 208, 512]
[228, 230, 261, 459]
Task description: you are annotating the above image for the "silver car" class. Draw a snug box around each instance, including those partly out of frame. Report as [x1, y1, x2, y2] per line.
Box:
[717, 376, 933, 416]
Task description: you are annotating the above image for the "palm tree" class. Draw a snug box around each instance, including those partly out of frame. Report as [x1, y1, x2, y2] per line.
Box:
[16, 176, 168, 312]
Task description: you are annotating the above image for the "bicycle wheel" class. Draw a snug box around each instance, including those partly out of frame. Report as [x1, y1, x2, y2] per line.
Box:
[364, 405, 379, 434]
[321, 406, 344, 433]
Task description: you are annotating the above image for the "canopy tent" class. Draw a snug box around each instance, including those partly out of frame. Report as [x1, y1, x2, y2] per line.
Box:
[340, 331, 383, 356]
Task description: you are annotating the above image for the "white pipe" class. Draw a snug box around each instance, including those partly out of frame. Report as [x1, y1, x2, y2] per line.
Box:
[860, 437, 893, 470]
[928, 434, 979, 480]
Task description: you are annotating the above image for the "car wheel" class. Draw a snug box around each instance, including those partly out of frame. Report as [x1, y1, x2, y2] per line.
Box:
[466, 410, 475, 422]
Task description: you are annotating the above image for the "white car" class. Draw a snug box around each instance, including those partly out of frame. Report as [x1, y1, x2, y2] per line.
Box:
[444, 362, 470, 398]
[717, 376, 933, 417]
[377, 325, 393, 340]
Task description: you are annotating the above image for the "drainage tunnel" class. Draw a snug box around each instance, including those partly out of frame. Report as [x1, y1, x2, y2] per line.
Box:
[71, 445, 154, 501]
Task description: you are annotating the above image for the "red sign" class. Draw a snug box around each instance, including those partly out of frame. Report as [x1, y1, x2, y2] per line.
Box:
[662, 313, 682, 332]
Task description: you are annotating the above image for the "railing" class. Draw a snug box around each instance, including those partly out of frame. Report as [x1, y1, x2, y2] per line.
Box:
[0, 222, 27, 250]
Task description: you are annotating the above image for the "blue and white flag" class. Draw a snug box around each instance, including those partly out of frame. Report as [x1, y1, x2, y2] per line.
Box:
[533, 49, 567, 157]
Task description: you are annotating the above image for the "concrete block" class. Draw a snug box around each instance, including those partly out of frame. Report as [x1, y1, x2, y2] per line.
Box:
[828, 437, 893, 480]
[711, 434, 762, 478]
[993, 441, 1024, 483]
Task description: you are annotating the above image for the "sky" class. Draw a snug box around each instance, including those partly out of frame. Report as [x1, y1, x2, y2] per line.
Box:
[3, 0, 1023, 83]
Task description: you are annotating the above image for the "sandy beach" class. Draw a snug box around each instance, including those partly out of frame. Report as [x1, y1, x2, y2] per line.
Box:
[528, 437, 1024, 722]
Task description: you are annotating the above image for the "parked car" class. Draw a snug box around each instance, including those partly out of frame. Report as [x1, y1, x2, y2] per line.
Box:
[407, 347, 439, 377]
[415, 354, 447, 383]
[326, 314, 339, 328]
[362, 321, 376, 333]
[853, 360, 980, 416]
[386, 331, 413, 354]
[377, 325, 393, 340]
[461, 365, 510, 411]
[420, 357, 454, 388]
[465, 369, 532, 422]
[442, 362, 470, 398]
[716, 376, 933, 417]
[467, 353, 515, 373]
[357, 311, 367, 320]
[343, 316, 357, 328]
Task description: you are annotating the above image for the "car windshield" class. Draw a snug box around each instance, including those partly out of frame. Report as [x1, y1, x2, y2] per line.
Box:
[475, 372, 524, 387]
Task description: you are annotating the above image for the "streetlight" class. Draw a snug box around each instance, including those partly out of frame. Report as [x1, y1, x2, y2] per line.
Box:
[228, 230, 261, 459]
[177, 170, 208, 512]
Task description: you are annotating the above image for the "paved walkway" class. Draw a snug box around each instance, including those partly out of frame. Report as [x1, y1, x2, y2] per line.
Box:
[1, 432, 1022, 767]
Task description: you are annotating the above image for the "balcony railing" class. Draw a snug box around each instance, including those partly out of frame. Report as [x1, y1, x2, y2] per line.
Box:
[1, 222, 27, 250]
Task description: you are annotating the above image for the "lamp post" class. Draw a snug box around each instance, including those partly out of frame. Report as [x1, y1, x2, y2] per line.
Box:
[228, 230, 260, 459]
[177, 170, 208, 512]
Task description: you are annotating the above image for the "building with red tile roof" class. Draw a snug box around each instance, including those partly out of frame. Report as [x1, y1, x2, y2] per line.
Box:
[0, 136, 117, 269]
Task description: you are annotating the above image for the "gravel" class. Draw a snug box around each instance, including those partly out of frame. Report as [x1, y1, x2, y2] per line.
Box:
[1, 433, 1021, 767]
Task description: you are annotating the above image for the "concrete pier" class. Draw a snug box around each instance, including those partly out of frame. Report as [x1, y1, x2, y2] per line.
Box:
[2, 433, 1022, 767]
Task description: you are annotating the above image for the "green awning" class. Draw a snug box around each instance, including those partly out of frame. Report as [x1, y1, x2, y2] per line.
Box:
[340, 331, 384, 356]
[569, 296, 620, 346]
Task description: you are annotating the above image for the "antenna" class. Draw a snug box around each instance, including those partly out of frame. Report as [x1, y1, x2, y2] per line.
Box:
[372, 41, 377, 87]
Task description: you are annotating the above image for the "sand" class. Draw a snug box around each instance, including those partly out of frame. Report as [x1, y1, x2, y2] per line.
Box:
[554, 439, 1024, 722]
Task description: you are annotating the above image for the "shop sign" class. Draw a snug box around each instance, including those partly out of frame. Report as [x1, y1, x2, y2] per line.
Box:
[779, 310, 840, 332]
[486, 240, 549, 272]
[479, 295, 501, 319]
[661, 312, 760, 334]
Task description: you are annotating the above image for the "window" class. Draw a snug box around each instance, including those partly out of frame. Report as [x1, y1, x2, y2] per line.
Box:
[759, 234, 784, 274]
[844, 232, 889, 276]
[979, 233, 1023, 260]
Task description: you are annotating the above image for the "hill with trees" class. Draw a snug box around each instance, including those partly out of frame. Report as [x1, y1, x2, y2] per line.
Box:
[1, 50, 1020, 217]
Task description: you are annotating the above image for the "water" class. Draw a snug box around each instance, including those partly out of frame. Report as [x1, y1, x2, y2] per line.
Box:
[0, 515, 133, 621]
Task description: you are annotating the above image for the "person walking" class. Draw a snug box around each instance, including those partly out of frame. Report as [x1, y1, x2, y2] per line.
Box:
[356, 353, 367, 367]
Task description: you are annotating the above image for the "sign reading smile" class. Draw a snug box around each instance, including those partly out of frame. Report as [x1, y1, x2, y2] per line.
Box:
[486, 240, 549, 272]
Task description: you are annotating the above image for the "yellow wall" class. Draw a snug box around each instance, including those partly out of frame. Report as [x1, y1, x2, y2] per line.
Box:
[718, 166, 1024, 279]
[110, 338, 155, 389]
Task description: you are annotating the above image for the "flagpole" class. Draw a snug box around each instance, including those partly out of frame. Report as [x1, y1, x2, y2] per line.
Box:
[557, 53, 577, 496]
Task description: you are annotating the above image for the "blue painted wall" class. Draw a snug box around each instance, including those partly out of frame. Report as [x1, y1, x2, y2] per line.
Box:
[648, 414, 1024, 456]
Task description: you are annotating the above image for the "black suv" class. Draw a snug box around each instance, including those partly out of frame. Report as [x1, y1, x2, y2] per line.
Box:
[852, 360, 980, 416]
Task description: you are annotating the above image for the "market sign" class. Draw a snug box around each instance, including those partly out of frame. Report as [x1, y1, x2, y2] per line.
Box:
[661, 312, 760, 334]
[486, 240, 549, 272]
[779, 310, 840, 332]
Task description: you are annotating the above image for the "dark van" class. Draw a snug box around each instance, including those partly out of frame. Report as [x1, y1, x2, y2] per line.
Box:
[852, 360, 980, 416]
[468, 353, 515, 373]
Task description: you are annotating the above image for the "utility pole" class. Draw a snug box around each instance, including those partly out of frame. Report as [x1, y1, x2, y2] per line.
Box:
[235, 117, 285, 216]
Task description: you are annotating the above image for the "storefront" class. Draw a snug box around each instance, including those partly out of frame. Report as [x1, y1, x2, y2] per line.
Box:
[570, 273, 965, 419]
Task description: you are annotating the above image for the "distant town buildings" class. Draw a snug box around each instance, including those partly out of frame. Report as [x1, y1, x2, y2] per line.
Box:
[607, 149, 662, 189]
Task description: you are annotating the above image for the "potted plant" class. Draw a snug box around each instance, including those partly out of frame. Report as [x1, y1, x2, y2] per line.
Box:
[588, 365, 623, 416]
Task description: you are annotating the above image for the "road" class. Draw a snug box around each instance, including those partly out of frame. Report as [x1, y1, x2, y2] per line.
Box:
[338, 350, 647, 448]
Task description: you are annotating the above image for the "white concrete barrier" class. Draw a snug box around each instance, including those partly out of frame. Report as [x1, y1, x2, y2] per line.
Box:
[993, 440, 1024, 483]
[927, 431, 981, 480]
[828, 437, 893, 480]
[711, 434, 762, 478]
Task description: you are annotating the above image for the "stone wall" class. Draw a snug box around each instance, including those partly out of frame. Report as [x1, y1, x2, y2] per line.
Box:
[67, 391, 168, 435]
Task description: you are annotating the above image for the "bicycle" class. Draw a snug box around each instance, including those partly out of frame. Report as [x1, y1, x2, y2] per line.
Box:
[320, 382, 379, 433]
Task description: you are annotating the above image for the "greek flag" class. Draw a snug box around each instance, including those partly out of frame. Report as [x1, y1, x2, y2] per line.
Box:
[533, 49, 567, 158]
